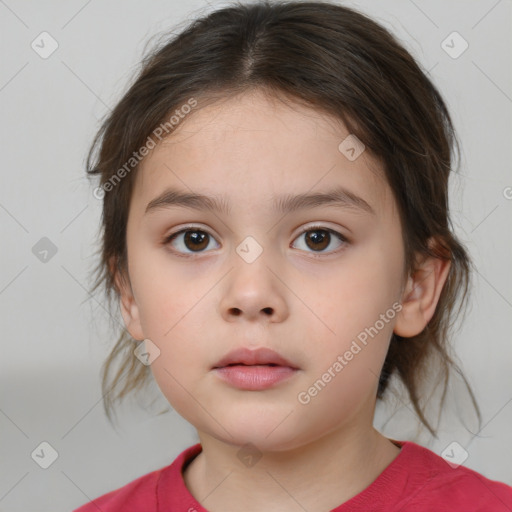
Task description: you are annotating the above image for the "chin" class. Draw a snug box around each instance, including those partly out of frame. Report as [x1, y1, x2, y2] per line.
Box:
[205, 414, 313, 454]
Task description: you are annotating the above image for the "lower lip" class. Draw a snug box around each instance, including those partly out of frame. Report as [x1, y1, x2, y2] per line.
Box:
[213, 365, 298, 390]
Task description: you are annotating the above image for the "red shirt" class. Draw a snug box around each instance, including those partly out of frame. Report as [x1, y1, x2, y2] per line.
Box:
[73, 440, 512, 511]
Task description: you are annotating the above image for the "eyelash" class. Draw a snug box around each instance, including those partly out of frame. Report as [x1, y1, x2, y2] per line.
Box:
[162, 224, 349, 258]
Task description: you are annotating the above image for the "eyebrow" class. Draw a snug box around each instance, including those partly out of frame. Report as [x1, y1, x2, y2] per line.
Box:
[144, 186, 376, 216]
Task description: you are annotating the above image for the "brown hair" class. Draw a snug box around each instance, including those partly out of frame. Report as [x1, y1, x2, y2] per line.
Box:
[87, 0, 481, 435]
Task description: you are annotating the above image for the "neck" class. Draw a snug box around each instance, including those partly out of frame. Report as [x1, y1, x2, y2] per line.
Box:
[183, 426, 401, 512]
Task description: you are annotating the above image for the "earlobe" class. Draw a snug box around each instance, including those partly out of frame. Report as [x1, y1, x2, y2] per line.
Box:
[112, 262, 145, 341]
[393, 250, 451, 338]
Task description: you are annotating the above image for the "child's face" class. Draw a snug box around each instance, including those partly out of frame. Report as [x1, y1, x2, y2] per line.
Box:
[120, 89, 407, 451]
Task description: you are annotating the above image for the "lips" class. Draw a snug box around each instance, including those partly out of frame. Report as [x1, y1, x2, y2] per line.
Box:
[212, 347, 298, 370]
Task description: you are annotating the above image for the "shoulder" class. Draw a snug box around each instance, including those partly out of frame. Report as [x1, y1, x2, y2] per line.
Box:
[72, 466, 163, 512]
[72, 443, 202, 512]
[399, 441, 512, 511]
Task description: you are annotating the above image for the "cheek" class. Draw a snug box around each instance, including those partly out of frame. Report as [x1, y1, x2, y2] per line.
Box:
[129, 244, 212, 335]
[299, 250, 399, 380]
[139, 309, 208, 423]
[128, 247, 215, 350]
[307, 256, 398, 336]
[148, 345, 198, 416]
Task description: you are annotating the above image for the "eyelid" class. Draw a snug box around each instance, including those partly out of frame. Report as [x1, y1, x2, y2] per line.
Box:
[163, 224, 219, 246]
[295, 222, 348, 238]
[163, 223, 348, 241]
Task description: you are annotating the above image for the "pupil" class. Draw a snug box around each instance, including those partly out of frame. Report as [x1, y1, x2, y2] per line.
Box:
[185, 231, 208, 251]
[306, 230, 329, 251]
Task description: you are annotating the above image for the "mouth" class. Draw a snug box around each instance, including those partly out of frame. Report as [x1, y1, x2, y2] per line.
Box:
[212, 347, 299, 370]
[215, 362, 282, 368]
[212, 363, 298, 390]
[211, 347, 299, 390]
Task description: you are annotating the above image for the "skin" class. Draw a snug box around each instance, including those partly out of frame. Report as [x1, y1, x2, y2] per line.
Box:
[116, 89, 450, 511]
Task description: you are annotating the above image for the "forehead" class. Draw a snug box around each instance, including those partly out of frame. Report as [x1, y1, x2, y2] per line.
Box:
[131, 90, 393, 218]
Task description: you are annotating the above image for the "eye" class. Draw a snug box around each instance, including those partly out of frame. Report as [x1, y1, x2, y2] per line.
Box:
[163, 225, 348, 257]
[291, 225, 348, 254]
[163, 227, 220, 256]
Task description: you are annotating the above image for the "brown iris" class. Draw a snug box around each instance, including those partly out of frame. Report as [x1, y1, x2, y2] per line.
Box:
[304, 229, 331, 251]
[184, 230, 209, 251]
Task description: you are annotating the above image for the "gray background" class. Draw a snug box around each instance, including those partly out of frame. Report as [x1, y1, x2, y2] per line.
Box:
[0, 0, 511, 510]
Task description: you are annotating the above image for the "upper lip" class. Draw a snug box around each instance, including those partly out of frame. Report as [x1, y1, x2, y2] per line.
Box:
[212, 347, 298, 369]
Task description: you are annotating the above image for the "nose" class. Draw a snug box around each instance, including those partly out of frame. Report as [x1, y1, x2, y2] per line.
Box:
[219, 253, 289, 323]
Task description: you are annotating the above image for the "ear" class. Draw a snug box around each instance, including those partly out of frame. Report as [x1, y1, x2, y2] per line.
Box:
[111, 257, 145, 341]
[393, 242, 451, 338]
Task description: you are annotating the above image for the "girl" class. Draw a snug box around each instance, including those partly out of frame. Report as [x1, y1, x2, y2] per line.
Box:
[75, 1, 512, 510]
